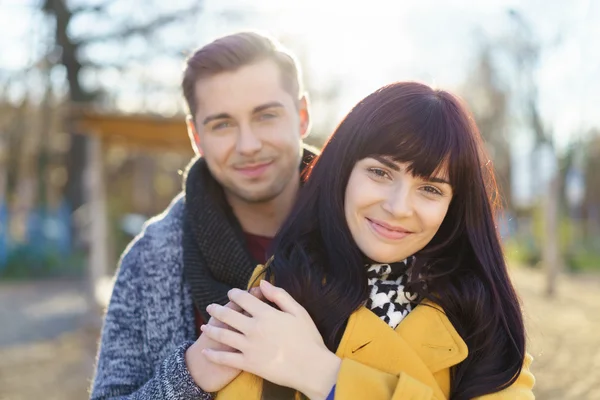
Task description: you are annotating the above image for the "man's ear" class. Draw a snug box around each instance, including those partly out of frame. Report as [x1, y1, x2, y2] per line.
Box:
[186, 115, 203, 156]
[297, 94, 311, 139]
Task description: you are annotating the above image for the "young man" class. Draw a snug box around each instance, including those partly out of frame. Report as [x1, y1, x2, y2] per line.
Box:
[91, 31, 316, 399]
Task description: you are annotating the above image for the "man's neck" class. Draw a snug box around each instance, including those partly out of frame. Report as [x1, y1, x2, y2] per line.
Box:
[226, 178, 300, 237]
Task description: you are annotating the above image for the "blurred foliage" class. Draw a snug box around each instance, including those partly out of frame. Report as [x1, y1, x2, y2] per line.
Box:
[564, 236, 600, 272]
[505, 205, 600, 272]
[504, 235, 542, 268]
[0, 246, 85, 280]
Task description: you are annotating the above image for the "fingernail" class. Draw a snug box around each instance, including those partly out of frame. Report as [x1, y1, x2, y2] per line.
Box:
[200, 324, 207, 332]
[260, 280, 272, 287]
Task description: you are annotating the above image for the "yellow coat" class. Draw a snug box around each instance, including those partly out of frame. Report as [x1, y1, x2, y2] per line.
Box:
[216, 267, 535, 400]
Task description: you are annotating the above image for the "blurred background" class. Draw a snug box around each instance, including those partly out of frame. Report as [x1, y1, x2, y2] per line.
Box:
[0, 0, 599, 399]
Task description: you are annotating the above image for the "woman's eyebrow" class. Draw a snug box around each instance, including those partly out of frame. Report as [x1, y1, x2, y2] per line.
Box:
[372, 156, 400, 171]
[429, 176, 450, 185]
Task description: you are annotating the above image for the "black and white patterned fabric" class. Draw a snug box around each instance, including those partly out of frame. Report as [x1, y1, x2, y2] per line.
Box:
[365, 257, 419, 330]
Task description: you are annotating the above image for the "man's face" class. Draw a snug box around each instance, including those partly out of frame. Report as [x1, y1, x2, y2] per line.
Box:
[189, 59, 309, 203]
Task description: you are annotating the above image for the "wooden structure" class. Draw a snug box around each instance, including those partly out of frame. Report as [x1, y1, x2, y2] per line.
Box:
[72, 109, 191, 309]
[73, 109, 191, 152]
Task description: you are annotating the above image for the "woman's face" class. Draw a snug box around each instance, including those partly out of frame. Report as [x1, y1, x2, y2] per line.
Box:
[344, 156, 453, 264]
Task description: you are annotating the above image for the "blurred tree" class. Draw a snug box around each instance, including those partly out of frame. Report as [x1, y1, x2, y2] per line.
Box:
[40, 0, 202, 236]
[276, 35, 342, 148]
[463, 44, 512, 209]
[583, 131, 600, 237]
[505, 9, 561, 296]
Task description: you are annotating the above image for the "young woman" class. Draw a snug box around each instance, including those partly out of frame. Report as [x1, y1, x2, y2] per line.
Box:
[199, 82, 535, 399]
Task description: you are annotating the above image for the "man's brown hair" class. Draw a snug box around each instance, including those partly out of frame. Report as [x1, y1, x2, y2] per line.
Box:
[182, 31, 303, 120]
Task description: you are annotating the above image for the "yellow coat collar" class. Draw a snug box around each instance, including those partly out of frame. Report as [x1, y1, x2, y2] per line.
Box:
[338, 302, 468, 373]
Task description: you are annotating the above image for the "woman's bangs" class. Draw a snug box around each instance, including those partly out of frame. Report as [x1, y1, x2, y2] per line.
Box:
[357, 112, 457, 183]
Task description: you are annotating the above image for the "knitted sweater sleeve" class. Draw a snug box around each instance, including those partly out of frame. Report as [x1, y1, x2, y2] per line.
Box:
[90, 239, 212, 400]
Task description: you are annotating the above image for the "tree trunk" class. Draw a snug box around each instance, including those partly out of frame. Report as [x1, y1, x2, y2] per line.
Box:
[544, 172, 561, 297]
[44, 0, 91, 218]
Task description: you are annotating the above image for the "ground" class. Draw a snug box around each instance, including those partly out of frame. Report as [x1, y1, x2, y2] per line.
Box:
[0, 267, 599, 400]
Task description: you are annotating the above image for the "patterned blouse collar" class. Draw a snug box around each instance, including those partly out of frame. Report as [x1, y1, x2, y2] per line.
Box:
[365, 257, 419, 330]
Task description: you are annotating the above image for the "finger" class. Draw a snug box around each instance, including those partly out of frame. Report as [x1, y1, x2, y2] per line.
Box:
[224, 300, 252, 321]
[249, 286, 266, 301]
[227, 288, 274, 317]
[242, 288, 265, 318]
[259, 280, 304, 316]
[202, 348, 245, 370]
[207, 300, 243, 330]
[207, 303, 253, 333]
[200, 324, 247, 352]
[224, 300, 244, 312]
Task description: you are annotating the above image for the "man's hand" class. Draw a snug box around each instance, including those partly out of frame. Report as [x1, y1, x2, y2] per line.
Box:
[185, 287, 264, 392]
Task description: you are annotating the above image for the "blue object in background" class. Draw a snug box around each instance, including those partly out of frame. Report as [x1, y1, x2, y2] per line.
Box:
[0, 201, 8, 269]
[26, 204, 72, 257]
[54, 201, 72, 256]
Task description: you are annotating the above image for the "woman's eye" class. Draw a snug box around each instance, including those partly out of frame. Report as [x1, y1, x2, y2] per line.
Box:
[422, 185, 442, 196]
[368, 168, 390, 180]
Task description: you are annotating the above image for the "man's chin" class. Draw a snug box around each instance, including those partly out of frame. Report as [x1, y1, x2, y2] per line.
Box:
[226, 185, 282, 204]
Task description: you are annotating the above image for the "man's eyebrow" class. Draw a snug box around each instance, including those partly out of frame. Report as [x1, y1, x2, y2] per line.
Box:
[253, 102, 284, 114]
[202, 113, 232, 126]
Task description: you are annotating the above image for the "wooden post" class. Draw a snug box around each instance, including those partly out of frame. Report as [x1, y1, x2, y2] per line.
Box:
[544, 172, 561, 297]
[85, 135, 111, 314]
[0, 134, 6, 202]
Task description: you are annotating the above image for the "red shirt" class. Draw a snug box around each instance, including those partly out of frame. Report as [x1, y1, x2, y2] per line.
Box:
[243, 232, 272, 266]
[194, 232, 273, 334]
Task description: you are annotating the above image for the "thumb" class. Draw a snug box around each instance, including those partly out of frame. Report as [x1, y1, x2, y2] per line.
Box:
[259, 280, 303, 316]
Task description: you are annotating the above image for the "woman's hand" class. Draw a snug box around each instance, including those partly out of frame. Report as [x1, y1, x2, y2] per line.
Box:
[201, 280, 341, 400]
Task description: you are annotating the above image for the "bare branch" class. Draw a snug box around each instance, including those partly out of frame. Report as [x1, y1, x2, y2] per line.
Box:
[71, 0, 119, 15]
[78, 4, 202, 44]
[80, 60, 127, 71]
[528, 99, 551, 145]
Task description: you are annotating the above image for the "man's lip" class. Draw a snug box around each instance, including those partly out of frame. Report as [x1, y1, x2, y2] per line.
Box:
[367, 218, 412, 233]
[234, 160, 273, 171]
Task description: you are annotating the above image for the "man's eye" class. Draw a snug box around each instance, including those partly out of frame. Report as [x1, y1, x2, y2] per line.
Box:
[259, 113, 277, 120]
[213, 121, 231, 130]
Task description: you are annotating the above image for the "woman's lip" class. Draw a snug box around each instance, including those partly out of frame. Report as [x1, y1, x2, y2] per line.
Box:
[367, 218, 412, 240]
[368, 218, 412, 233]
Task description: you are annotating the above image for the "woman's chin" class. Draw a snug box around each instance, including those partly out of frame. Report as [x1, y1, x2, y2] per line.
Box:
[363, 253, 408, 265]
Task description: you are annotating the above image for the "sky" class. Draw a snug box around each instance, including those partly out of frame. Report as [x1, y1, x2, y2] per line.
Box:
[0, 0, 598, 205]
[1, 0, 599, 145]
[198, 0, 600, 149]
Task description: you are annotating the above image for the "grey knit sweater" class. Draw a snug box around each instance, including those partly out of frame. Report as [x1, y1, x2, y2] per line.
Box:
[91, 150, 318, 400]
[90, 193, 210, 399]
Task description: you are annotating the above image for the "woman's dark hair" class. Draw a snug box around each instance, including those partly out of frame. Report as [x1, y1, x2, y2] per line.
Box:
[264, 81, 526, 399]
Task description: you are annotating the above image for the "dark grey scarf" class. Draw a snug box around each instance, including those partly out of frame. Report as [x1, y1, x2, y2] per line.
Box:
[182, 149, 317, 322]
